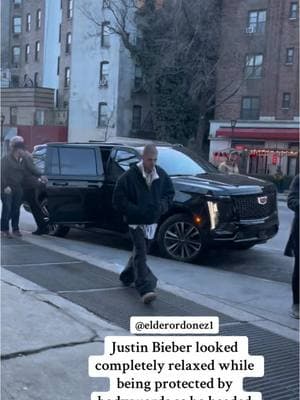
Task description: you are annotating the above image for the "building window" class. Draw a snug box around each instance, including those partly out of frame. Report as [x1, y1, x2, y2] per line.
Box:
[25, 44, 30, 63]
[241, 97, 260, 120]
[26, 13, 31, 31]
[67, 0, 73, 18]
[12, 46, 21, 66]
[34, 72, 39, 87]
[134, 64, 143, 88]
[289, 2, 298, 19]
[12, 16, 22, 34]
[36, 9, 41, 29]
[11, 75, 19, 88]
[98, 102, 108, 127]
[57, 56, 60, 75]
[103, 0, 110, 8]
[132, 105, 142, 129]
[101, 21, 110, 47]
[286, 48, 294, 64]
[66, 32, 72, 54]
[35, 41, 40, 61]
[59, 24, 61, 43]
[13, 0, 21, 7]
[282, 93, 291, 109]
[247, 10, 266, 33]
[64, 67, 70, 87]
[10, 107, 18, 125]
[23, 74, 33, 87]
[99, 61, 109, 85]
[35, 110, 45, 125]
[245, 54, 263, 78]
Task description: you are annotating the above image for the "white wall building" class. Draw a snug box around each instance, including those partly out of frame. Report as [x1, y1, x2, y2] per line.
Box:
[68, 0, 142, 142]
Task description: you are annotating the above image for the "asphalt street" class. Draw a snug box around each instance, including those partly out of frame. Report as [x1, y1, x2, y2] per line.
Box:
[18, 200, 294, 284]
[2, 199, 299, 400]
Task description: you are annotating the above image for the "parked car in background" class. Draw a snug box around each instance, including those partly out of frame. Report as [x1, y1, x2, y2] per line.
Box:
[25, 138, 279, 262]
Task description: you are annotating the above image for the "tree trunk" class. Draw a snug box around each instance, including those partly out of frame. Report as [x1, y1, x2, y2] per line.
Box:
[195, 114, 206, 153]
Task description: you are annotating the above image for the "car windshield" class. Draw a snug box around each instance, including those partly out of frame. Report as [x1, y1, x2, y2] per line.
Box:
[137, 146, 218, 176]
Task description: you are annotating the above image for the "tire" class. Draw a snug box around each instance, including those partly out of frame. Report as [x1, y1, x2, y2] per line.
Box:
[157, 213, 204, 262]
[40, 198, 70, 238]
[48, 224, 70, 237]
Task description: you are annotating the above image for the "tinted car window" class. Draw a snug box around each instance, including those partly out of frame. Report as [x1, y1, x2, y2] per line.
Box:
[48, 147, 60, 175]
[115, 149, 140, 170]
[136, 147, 217, 176]
[59, 147, 98, 176]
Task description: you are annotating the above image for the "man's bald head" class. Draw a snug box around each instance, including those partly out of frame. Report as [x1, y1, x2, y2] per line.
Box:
[142, 144, 158, 173]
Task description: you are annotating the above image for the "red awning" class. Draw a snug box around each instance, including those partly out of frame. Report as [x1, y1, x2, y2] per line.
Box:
[216, 127, 299, 141]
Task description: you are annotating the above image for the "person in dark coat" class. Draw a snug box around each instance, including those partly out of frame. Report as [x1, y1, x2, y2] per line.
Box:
[112, 144, 175, 304]
[1, 141, 26, 238]
[10, 136, 49, 235]
[284, 174, 299, 319]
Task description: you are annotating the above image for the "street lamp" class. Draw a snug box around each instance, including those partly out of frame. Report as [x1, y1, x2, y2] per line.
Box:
[1, 114, 5, 157]
[230, 119, 237, 135]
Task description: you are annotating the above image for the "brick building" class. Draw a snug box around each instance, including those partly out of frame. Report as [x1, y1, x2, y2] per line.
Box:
[1, 0, 150, 143]
[209, 0, 299, 176]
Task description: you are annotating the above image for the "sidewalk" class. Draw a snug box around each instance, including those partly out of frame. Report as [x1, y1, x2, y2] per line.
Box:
[1, 235, 299, 400]
[277, 191, 288, 202]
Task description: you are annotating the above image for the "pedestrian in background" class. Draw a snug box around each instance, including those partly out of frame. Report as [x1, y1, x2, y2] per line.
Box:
[113, 144, 175, 304]
[218, 151, 239, 174]
[1, 141, 25, 238]
[10, 136, 49, 235]
[284, 174, 299, 319]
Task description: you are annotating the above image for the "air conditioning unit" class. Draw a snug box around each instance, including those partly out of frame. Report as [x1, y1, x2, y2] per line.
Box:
[99, 78, 108, 87]
[245, 26, 255, 34]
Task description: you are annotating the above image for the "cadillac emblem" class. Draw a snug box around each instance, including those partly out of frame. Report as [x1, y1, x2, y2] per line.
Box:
[257, 196, 268, 205]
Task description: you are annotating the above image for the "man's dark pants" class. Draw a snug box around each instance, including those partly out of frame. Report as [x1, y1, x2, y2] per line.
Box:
[120, 227, 157, 296]
[23, 188, 48, 230]
[1, 188, 23, 232]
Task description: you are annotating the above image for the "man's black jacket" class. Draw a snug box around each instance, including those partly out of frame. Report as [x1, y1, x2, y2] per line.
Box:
[284, 174, 299, 257]
[112, 164, 175, 225]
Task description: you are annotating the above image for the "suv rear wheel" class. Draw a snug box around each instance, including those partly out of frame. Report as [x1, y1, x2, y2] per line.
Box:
[40, 198, 70, 238]
[157, 213, 203, 262]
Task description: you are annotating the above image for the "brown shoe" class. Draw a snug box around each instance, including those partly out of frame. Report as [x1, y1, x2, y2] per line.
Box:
[1, 231, 13, 239]
[12, 230, 22, 237]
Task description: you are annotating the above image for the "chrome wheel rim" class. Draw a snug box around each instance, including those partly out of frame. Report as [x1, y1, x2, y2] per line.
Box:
[164, 221, 202, 260]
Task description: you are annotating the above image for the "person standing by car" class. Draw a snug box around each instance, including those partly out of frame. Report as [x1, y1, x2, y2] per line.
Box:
[1, 141, 26, 238]
[218, 151, 239, 174]
[10, 136, 49, 235]
[113, 144, 175, 304]
[284, 174, 299, 319]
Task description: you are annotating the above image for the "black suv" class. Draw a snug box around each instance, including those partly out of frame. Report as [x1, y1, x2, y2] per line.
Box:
[29, 139, 279, 262]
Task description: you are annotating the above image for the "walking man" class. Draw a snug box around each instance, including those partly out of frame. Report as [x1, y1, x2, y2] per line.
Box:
[284, 174, 299, 319]
[113, 144, 175, 304]
[10, 137, 49, 235]
[1, 141, 25, 238]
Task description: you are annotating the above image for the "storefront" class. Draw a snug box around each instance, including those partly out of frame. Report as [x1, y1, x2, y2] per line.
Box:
[209, 123, 299, 176]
